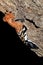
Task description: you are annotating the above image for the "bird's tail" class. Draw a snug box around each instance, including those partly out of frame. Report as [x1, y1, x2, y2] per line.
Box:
[25, 40, 39, 49]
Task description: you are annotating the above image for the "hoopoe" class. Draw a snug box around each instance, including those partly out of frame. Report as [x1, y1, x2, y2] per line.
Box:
[3, 11, 38, 49]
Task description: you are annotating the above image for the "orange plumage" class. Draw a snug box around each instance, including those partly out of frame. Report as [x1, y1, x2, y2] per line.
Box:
[3, 12, 23, 33]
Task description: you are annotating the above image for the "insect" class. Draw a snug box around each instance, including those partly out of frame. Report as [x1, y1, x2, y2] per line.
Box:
[3, 11, 39, 49]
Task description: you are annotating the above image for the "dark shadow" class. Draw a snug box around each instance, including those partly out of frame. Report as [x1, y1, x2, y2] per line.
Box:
[0, 11, 43, 64]
[15, 16, 40, 28]
[24, 16, 40, 28]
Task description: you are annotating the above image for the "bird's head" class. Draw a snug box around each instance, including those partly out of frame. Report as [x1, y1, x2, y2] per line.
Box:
[3, 12, 15, 22]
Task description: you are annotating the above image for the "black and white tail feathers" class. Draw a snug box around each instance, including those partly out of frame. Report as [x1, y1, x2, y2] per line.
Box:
[19, 25, 39, 49]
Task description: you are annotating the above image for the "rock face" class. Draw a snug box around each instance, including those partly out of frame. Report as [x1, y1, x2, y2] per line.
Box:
[0, 0, 43, 28]
[0, 0, 43, 56]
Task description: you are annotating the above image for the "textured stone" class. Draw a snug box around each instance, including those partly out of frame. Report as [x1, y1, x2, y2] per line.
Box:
[0, 0, 43, 56]
[0, 0, 43, 28]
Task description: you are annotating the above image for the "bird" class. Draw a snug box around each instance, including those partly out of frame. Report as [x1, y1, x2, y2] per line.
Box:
[3, 11, 39, 49]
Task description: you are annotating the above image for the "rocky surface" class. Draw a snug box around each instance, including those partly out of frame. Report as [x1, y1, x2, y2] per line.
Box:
[0, 0, 43, 57]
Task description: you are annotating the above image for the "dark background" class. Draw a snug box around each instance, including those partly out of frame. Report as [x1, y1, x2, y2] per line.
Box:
[0, 11, 43, 64]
